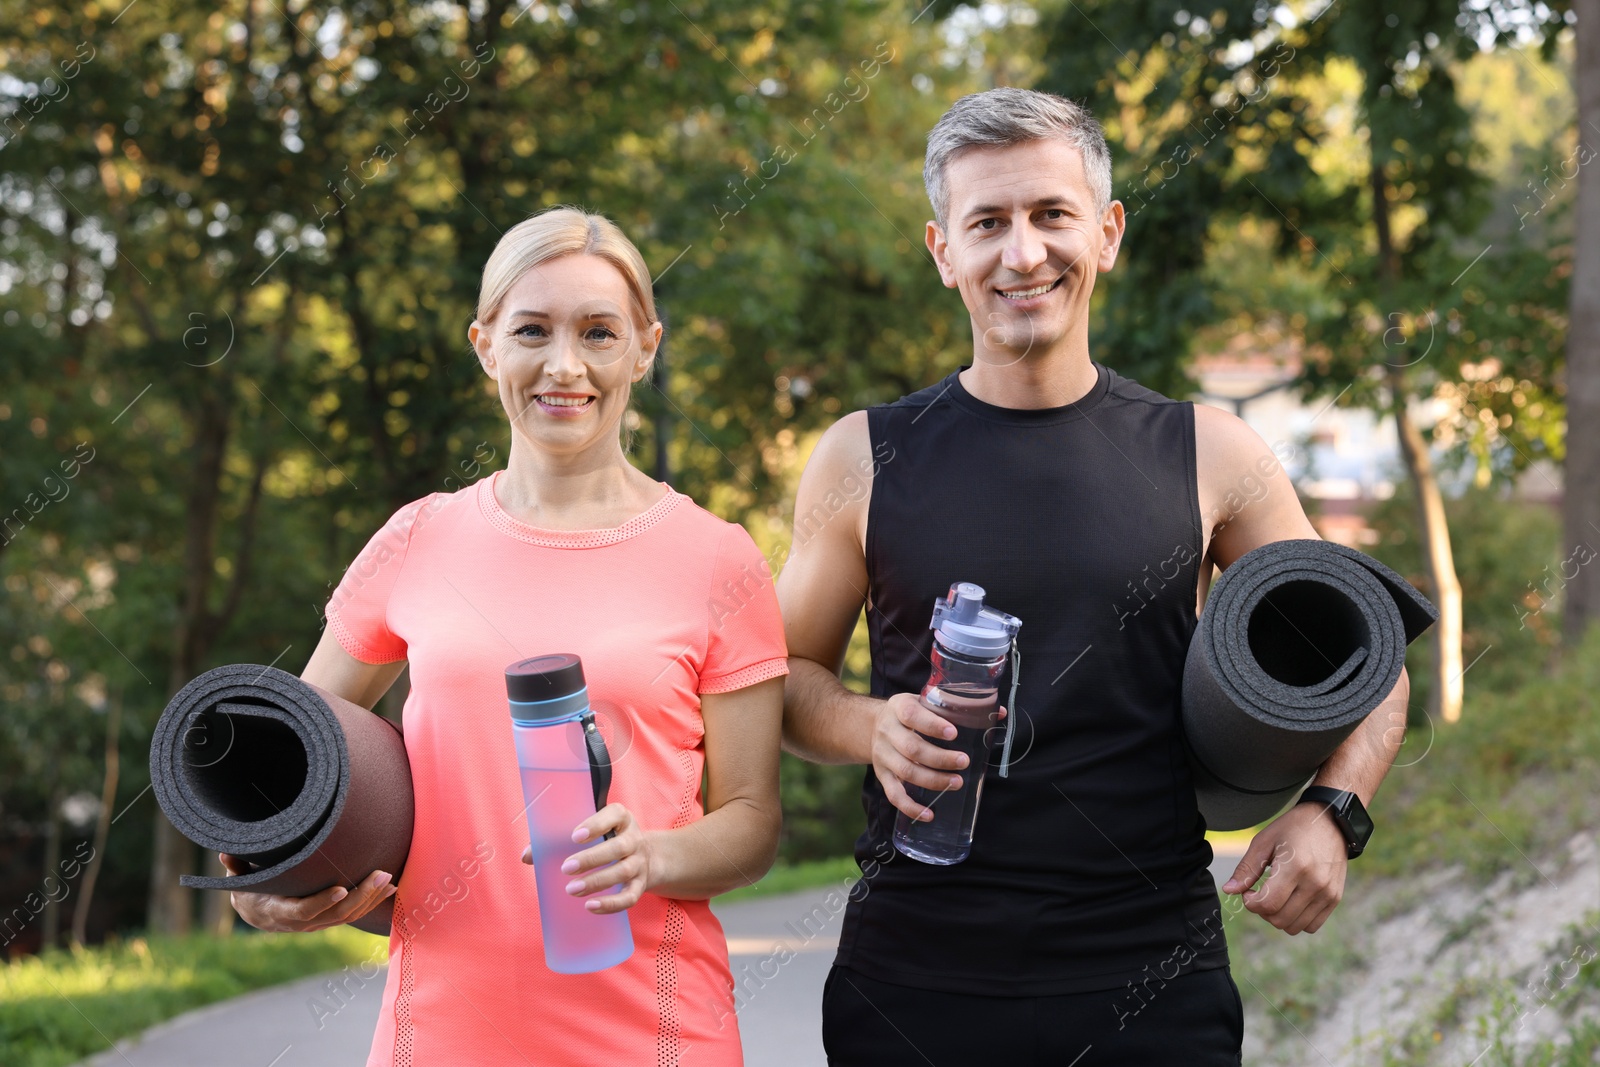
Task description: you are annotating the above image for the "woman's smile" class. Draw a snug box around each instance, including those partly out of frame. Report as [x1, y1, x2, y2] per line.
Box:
[532, 391, 598, 417]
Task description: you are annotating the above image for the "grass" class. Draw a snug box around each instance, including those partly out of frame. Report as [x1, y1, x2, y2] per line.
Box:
[0, 925, 386, 1067]
[13, 637, 1597, 1067]
[0, 858, 852, 1067]
[718, 855, 863, 904]
[1232, 634, 1600, 1065]
[1373, 911, 1600, 1067]
[1225, 886, 1373, 1046]
[1361, 631, 1600, 886]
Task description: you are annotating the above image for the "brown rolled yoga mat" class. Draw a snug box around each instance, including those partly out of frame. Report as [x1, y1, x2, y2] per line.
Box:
[149, 664, 413, 936]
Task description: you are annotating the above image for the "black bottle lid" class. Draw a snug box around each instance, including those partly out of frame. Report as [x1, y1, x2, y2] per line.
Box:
[505, 653, 586, 704]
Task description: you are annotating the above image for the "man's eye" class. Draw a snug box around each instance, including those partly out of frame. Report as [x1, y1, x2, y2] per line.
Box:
[1043, 209, 1065, 220]
[977, 218, 999, 231]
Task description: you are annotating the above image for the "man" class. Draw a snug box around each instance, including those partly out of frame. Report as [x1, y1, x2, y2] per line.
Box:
[776, 87, 1409, 1065]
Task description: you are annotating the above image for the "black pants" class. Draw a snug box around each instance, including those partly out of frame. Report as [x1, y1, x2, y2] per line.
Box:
[821, 964, 1243, 1066]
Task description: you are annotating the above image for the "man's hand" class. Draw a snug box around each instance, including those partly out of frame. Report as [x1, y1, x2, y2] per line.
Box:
[872, 692, 998, 822]
[1220, 803, 1348, 935]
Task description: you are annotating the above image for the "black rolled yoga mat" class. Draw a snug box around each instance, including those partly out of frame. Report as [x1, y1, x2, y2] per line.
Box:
[1183, 539, 1437, 831]
[150, 664, 413, 936]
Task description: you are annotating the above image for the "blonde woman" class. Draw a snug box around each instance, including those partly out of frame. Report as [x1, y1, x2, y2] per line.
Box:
[221, 207, 786, 1066]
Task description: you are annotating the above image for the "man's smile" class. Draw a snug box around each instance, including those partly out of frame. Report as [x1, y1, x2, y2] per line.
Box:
[995, 274, 1064, 303]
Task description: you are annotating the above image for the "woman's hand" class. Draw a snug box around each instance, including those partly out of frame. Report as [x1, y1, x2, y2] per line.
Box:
[518, 803, 657, 914]
[219, 852, 398, 933]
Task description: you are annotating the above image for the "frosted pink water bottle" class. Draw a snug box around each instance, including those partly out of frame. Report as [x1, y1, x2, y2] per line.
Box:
[507, 654, 634, 974]
[892, 583, 1022, 865]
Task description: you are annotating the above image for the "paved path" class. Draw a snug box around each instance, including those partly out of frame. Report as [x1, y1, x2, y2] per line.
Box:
[76, 848, 1245, 1067]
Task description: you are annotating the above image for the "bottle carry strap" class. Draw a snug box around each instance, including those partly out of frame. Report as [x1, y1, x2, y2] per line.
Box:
[997, 637, 1022, 778]
[581, 709, 617, 841]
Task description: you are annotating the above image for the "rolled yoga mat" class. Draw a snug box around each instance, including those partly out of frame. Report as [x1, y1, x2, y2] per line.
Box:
[150, 664, 413, 936]
[1182, 539, 1437, 831]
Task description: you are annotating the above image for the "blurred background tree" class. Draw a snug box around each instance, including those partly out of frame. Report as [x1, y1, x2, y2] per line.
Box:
[1, 0, 1589, 945]
[1038, 0, 1578, 722]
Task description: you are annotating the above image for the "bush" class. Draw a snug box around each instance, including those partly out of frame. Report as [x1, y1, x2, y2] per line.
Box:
[0, 926, 384, 1067]
[1363, 627, 1600, 884]
[1363, 487, 1564, 705]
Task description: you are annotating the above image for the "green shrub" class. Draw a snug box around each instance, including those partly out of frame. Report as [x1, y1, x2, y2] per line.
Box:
[1364, 487, 1564, 705]
[0, 926, 384, 1067]
[1363, 628, 1600, 883]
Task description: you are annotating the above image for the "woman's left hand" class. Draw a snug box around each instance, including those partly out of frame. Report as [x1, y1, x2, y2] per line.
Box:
[519, 802, 658, 914]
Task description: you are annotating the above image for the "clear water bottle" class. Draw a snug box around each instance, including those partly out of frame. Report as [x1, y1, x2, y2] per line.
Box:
[893, 583, 1022, 866]
[507, 654, 634, 974]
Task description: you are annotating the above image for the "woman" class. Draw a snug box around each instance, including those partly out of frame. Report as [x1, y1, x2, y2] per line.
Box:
[221, 206, 786, 1066]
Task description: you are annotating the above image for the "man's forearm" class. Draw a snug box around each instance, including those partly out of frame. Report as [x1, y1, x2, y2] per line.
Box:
[1310, 667, 1410, 806]
[782, 656, 881, 765]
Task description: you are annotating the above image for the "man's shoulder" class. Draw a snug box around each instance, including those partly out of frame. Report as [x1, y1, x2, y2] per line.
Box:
[1101, 364, 1189, 409]
[805, 409, 877, 483]
[871, 371, 962, 414]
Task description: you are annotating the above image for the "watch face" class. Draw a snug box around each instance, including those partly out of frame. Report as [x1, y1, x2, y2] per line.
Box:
[1345, 797, 1374, 847]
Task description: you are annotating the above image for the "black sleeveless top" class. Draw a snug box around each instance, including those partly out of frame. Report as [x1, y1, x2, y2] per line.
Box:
[833, 362, 1229, 995]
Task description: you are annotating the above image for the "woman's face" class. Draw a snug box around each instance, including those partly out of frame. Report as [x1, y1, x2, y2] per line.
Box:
[469, 253, 661, 461]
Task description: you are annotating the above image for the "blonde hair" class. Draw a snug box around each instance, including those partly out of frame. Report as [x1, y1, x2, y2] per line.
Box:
[475, 206, 658, 327]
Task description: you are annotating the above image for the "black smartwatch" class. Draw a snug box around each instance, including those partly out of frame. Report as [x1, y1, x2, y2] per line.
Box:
[1296, 786, 1373, 859]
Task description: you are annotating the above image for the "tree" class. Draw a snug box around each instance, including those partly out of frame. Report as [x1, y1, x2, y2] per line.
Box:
[1, 0, 1005, 936]
[1039, 0, 1574, 722]
[1565, 0, 1600, 644]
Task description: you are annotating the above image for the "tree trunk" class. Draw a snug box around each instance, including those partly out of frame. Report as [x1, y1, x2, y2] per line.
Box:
[40, 789, 63, 950]
[147, 384, 233, 935]
[1371, 161, 1464, 721]
[71, 690, 120, 947]
[651, 353, 673, 487]
[1564, 0, 1600, 644]
[196, 447, 269, 938]
[199, 857, 236, 935]
[1390, 371, 1466, 720]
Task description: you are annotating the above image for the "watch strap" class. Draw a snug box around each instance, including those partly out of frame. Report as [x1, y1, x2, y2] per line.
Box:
[1297, 786, 1368, 858]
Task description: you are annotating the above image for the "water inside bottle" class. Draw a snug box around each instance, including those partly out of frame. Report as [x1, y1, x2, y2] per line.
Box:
[892, 685, 1002, 865]
[521, 765, 634, 973]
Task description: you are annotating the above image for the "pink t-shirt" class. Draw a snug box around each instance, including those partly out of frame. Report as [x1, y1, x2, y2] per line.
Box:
[324, 470, 788, 1067]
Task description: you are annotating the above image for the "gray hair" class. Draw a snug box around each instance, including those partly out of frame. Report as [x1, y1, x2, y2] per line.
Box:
[923, 87, 1113, 228]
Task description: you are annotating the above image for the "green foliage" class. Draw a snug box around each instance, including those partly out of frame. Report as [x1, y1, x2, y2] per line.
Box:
[717, 854, 862, 903]
[1038, 0, 1310, 396]
[0, 925, 382, 1067]
[0, 0, 1015, 934]
[1363, 487, 1565, 702]
[1223, 887, 1371, 1045]
[1038, 1, 1571, 471]
[1231, 634, 1600, 1061]
[1361, 627, 1600, 884]
[1, 0, 1583, 957]
[1366, 911, 1600, 1067]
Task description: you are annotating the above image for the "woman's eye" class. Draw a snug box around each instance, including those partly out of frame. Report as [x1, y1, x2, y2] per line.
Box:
[512, 324, 546, 339]
[584, 327, 617, 343]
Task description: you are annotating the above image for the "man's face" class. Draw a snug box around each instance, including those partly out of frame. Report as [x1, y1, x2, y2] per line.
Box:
[927, 138, 1124, 362]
